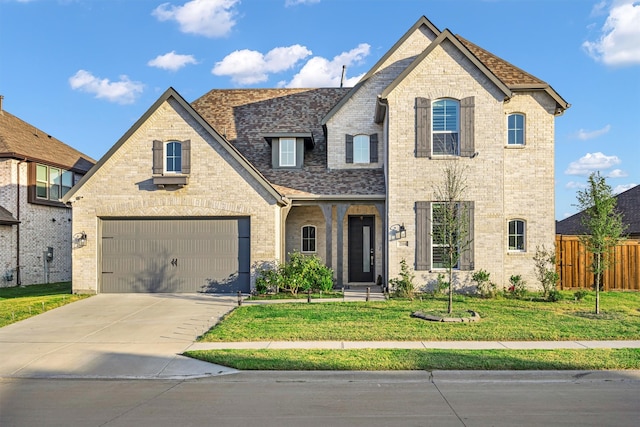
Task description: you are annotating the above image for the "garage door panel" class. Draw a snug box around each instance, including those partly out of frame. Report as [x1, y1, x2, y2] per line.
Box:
[101, 218, 250, 293]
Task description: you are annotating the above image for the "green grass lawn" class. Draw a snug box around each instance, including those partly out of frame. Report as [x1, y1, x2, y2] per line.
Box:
[187, 291, 640, 370]
[0, 282, 89, 328]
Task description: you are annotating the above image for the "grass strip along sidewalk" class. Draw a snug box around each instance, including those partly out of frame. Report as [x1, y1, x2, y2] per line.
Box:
[186, 291, 640, 370]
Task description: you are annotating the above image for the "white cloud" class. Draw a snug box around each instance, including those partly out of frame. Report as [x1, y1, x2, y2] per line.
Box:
[285, 43, 371, 88]
[607, 168, 628, 178]
[583, 0, 640, 66]
[212, 45, 312, 85]
[613, 182, 637, 194]
[575, 124, 611, 140]
[285, 0, 321, 6]
[152, 0, 239, 38]
[68, 70, 143, 104]
[565, 181, 587, 189]
[148, 51, 198, 71]
[564, 152, 621, 175]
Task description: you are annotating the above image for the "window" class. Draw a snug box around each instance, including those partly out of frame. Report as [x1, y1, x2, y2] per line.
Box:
[165, 141, 182, 173]
[279, 138, 296, 167]
[415, 201, 474, 271]
[301, 225, 316, 253]
[508, 219, 525, 251]
[432, 99, 459, 155]
[507, 113, 525, 145]
[353, 135, 370, 164]
[35, 164, 73, 201]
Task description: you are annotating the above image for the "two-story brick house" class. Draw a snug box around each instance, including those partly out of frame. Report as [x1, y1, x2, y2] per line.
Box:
[63, 16, 568, 294]
[0, 97, 95, 287]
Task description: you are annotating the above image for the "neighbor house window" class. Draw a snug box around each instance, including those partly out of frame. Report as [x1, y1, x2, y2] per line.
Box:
[165, 141, 182, 173]
[301, 225, 316, 253]
[353, 135, 370, 164]
[35, 164, 73, 201]
[507, 113, 525, 145]
[279, 138, 296, 167]
[508, 219, 526, 251]
[432, 99, 459, 155]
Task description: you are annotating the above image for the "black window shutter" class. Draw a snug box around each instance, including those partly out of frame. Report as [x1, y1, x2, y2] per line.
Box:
[415, 97, 431, 157]
[369, 133, 378, 163]
[460, 97, 475, 157]
[459, 201, 475, 270]
[152, 140, 163, 174]
[345, 134, 354, 164]
[415, 201, 431, 270]
[181, 139, 191, 174]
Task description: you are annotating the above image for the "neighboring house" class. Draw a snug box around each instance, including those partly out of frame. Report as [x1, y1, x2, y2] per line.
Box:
[556, 185, 640, 290]
[63, 16, 569, 294]
[0, 97, 95, 287]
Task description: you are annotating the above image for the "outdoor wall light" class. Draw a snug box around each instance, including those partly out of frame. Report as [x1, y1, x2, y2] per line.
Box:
[390, 223, 406, 240]
[74, 231, 88, 248]
[399, 223, 406, 239]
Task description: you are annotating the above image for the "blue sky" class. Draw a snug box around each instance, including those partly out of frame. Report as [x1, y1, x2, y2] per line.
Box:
[1, 0, 639, 219]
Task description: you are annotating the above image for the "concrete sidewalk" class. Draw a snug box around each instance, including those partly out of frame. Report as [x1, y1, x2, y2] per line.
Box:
[188, 340, 640, 351]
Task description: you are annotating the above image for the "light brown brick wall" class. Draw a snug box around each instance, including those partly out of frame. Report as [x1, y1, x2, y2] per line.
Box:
[69, 98, 281, 293]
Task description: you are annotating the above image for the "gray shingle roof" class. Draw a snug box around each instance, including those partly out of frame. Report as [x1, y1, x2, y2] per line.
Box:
[192, 88, 386, 197]
[556, 185, 640, 237]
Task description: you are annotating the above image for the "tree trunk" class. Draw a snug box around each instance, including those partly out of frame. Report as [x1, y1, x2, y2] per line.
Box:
[448, 267, 453, 314]
[595, 254, 601, 314]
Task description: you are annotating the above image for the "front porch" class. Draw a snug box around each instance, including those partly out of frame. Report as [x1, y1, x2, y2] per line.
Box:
[282, 198, 386, 288]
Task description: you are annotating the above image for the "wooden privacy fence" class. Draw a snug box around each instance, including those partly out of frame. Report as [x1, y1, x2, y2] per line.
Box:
[556, 235, 640, 291]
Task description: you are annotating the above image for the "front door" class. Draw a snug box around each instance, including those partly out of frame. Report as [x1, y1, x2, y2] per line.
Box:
[348, 216, 375, 282]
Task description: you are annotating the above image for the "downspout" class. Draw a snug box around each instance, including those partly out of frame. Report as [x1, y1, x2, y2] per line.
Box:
[16, 158, 27, 286]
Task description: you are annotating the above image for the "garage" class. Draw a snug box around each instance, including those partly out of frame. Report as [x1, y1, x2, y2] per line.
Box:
[100, 217, 250, 293]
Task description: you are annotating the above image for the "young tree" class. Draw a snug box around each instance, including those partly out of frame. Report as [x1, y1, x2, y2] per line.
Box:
[433, 162, 472, 314]
[576, 172, 627, 314]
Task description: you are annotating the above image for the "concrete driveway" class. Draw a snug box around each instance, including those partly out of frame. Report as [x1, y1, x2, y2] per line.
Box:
[0, 294, 239, 379]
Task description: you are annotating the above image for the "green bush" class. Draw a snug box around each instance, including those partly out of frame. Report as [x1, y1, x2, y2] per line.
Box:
[505, 275, 527, 298]
[388, 259, 415, 298]
[471, 269, 497, 298]
[574, 290, 589, 301]
[260, 252, 333, 295]
[547, 289, 563, 302]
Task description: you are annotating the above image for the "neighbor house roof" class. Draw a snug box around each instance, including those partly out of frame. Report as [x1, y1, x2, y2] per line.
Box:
[0, 110, 95, 173]
[0, 205, 19, 225]
[556, 185, 640, 237]
[192, 88, 386, 198]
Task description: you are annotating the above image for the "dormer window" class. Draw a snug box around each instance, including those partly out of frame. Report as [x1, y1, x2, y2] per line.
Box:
[279, 138, 296, 167]
[345, 133, 378, 164]
[165, 141, 182, 173]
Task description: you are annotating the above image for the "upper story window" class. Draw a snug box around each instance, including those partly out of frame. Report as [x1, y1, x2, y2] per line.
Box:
[507, 113, 525, 145]
[301, 225, 316, 253]
[279, 138, 296, 167]
[508, 219, 526, 251]
[432, 99, 460, 156]
[35, 164, 73, 201]
[353, 135, 370, 164]
[345, 133, 378, 164]
[165, 141, 182, 173]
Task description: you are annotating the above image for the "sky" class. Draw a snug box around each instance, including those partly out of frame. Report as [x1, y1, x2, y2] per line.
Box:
[1, 0, 639, 220]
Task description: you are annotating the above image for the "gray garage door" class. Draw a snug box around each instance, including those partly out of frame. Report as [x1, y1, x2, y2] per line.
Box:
[101, 218, 250, 293]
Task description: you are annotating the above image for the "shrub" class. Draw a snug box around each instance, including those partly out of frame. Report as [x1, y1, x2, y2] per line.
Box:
[388, 259, 415, 299]
[471, 269, 497, 298]
[279, 252, 334, 294]
[574, 290, 589, 301]
[433, 273, 449, 295]
[547, 289, 563, 302]
[506, 275, 527, 298]
[533, 245, 560, 300]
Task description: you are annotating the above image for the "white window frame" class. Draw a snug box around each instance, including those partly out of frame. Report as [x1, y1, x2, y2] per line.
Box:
[432, 98, 460, 156]
[279, 138, 296, 167]
[165, 141, 182, 173]
[353, 134, 370, 164]
[508, 219, 526, 252]
[301, 225, 317, 253]
[431, 202, 459, 270]
[507, 113, 525, 146]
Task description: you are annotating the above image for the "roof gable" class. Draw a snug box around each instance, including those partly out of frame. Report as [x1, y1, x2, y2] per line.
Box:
[62, 87, 285, 205]
[0, 109, 94, 172]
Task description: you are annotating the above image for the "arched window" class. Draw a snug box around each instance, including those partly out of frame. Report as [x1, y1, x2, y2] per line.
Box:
[353, 134, 370, 163]
[301, 225, 316, 253]
[165, 141, 182, 173]
[432, 99, 460, 155]
[507, 113, 525, 145]
[508, 219, 526, 251]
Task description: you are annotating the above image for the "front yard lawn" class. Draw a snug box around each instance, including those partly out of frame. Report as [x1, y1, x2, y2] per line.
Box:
[0, 282, 89, 328]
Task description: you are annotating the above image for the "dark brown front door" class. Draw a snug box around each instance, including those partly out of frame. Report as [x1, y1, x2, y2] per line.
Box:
[348, 216, 375, 282]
